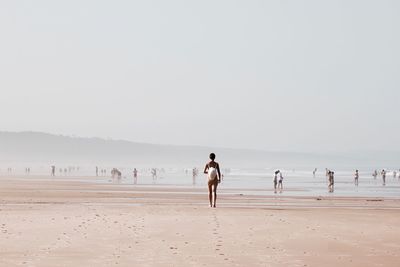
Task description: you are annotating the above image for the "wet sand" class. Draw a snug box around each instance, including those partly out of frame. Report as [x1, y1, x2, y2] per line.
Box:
[0, 176, 399, 266]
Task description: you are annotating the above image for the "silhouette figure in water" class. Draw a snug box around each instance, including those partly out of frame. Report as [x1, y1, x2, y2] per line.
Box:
[328, 171, 334, 193]
[381, 169, 386, 186]
[151, 168, 157, 182]
[192, 167, 198, 185]
[354, 170, 359, 186]
[274, 170, 279, 193]
[111, 168, 122, 181]
[372, 170, 378, 179]
[133, 168, 138, 184]
[203, 153, 221, 208]
[278, 171, 284, 192]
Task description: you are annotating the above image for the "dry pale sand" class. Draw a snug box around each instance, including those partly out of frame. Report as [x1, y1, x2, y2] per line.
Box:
[0, 177, 400, 267]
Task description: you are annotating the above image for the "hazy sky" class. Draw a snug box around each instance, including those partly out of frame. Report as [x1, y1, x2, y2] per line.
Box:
[0, 0, 399, 152]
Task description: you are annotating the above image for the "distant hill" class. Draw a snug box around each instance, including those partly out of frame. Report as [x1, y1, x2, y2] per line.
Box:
[0, 131, 397, 169]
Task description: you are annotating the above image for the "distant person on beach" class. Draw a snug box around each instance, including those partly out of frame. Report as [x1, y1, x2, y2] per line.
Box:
[278, 171, 284, 192]
[328, 171, 334, 193]
[51, 166, 55, 176]
[393, 170, 397, 179]
[372, 170, 378, 179]
[111, 168, 122, 180]
[381, 169, 386, 186]
[203, 153, 221, 208]
[274, 170, 279, 193]
[354, 170, 359, 186]
[313, 168, 317, 177]
[96, 166, 98, 177]
[133, 168, 138, 184]
[192, 167, 198, 185]
[151, 168, 157, 180]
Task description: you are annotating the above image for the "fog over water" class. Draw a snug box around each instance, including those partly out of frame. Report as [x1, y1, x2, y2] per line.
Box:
[0, 1, 399, 154]
[0, 132, 398, 171]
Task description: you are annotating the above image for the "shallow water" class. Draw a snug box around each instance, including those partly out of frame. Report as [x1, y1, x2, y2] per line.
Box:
[2, 168, 400, 198]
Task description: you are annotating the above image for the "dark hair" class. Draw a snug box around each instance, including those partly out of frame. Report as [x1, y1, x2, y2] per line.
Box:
[209, 153, 216, 160]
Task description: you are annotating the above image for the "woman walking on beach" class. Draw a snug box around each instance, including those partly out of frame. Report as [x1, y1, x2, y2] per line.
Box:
[204, 153, 221, 208]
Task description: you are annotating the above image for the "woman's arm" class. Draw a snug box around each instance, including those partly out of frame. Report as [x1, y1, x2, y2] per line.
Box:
[203, 164, 209, 174]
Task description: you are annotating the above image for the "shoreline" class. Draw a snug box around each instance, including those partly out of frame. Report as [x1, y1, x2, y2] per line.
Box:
[1, 176, 399, 208]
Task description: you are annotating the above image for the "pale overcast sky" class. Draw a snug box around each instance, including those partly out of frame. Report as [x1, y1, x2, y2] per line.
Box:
[0, 0, 399, 152]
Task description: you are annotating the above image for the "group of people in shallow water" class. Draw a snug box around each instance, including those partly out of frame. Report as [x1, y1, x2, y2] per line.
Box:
[95, 166, 108, 176]
[41, 154, 399, 208]
[324, 168, 398, 192]
[354, 169, 397, 187]
[50, 166, 82, 176]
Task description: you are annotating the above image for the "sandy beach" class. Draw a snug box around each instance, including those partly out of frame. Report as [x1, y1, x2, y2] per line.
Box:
[2, 0, 399, 266]
[0, 176, 399, 267]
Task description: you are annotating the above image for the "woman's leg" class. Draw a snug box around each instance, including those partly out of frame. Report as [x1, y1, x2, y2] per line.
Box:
[208, 183, 213, 207]
[213, 182, 218, 208]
